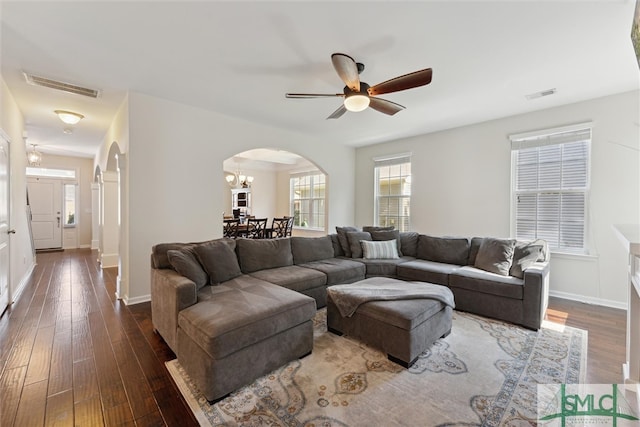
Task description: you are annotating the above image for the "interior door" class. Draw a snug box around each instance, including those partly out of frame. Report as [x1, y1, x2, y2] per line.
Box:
[27, 178, 62, 249]
[0, 134, 10, 314]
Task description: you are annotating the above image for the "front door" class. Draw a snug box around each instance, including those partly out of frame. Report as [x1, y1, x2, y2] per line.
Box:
[0, 133, 10, 314]
[27, 178, 62, 250]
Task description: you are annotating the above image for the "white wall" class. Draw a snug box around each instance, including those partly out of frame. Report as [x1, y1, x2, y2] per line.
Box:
[125, 92, 355, 302]
[355, 90, 640, 308]
[1, 76, 36, 302]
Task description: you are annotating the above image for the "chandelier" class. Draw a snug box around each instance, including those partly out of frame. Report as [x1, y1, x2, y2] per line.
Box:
[27, 144, 42, 166]
[225, 170, 253, 188]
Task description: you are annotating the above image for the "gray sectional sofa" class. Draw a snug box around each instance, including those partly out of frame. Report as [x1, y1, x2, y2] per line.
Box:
[150, 229, 549, 402]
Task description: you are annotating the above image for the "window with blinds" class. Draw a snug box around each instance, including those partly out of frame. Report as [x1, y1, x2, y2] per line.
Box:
[510, 124, 591, 254]
[290, 172, 326, 230]
[374, 154, 411, 232]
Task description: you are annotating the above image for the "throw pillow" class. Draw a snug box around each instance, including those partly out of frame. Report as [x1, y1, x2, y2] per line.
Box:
[347, 231, 372, 258]
[362, 225, 395, 233]
[509, 240, 547, 279]
[361, 239, 400, 259]
[167, 248, 208, 290]
[193, 239, 242, 284]
[399, 232, 419, 257]
[336, 226, 360, 258]
[474, 238, 517, 276]
[369, 230, 403, 256]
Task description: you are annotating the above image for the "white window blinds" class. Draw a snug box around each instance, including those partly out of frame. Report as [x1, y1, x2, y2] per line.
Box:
[374, 154, 412, 232]
[510, 124, 591, 253]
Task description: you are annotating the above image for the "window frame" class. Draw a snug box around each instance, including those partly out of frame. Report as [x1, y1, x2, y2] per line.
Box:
[289, 171, 327, 232]
[373, 153, 412, 232]
[509, 123, 592, 255]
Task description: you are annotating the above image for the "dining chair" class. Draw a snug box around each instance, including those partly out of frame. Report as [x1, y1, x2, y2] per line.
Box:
[271, 217, 290, 238]
[246, 217, 268, 239]
[223, 218, 240, 239]
[284, 216, 294, 237]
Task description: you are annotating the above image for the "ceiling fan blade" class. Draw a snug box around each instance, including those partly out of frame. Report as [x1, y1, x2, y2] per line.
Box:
[331, 53, 360, 92]
[368, 97, 405, 116]
[368, 68, 432, 96]
[326, 104, 347, 120]
[286, 93, 342, 99]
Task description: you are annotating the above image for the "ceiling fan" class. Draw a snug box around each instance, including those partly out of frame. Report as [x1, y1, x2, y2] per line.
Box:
[285, 53, 433, 119]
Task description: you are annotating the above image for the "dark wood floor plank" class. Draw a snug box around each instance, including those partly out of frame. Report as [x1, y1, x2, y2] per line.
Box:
[74, 395, 104, 427]
[45, 389, 74, 427]
[73, 358, 100, 404]
[24, 324, 55, 386]
[13, 379, 48, 427]
[48, 328, 73, 396]
[0, 366, 27, 427]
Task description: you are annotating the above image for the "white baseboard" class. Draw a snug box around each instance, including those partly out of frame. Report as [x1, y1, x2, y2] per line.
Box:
[123, 294, 151, 305]
[79, 244, 91, 249]
[100, 253, 118, 268]
[12, 261, 36, 304]
[549, 290, 627, 310]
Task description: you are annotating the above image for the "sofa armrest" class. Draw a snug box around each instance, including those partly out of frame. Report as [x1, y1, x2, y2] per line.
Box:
[521, 261, 550, 330]
[150, 268, 198, 354]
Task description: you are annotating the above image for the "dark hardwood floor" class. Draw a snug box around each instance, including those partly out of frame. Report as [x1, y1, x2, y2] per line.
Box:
[0, 249, 627, 426]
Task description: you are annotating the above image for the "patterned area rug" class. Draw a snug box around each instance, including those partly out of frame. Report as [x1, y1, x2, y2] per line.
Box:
[166, 309, 586, 426]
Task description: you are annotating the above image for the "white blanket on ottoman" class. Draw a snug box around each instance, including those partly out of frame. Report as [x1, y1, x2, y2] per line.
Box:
[327, 277, 455, 317]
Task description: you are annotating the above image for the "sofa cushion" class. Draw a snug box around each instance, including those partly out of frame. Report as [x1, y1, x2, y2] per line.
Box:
[330, 234, 345, 257]
[250, 265, 327, 293]
[336, 226, 360, 258]
[361, 239, 399, 259]
[510, 240, 547, 279]
[236, 238, 293, 273]
[362, 225, 395, 233]
[467, 237, 485, 266]
[299, 258, 366, 285]
[449, 266, 524, 299]
[193, 239, 242, 285]
[167, 248, 208, 290]
[474, 238, 516, 276]
[399, 232, 419, 257]
[291, 236, 334, 264]
[396, 259, 461, 286]
[152, 242, 194, 269]
[180, 276, 315, 359]
[369, 230, 403, 256]
[347, 231, 372, 258]
[356, 256, 415, 278]
[417, 235, 470, 265]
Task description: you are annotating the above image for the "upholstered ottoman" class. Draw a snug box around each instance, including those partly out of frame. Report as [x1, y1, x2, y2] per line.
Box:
[326, 277, 454, 368]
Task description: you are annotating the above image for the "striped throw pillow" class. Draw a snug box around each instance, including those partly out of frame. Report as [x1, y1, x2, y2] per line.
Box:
[361, 239, 399, 259]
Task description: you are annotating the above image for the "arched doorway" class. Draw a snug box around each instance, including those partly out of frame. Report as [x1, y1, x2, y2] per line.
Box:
[223, 148, 328, 236]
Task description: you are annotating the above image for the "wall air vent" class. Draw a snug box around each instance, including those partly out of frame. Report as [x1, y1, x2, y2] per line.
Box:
[23, 72, 100, 98]
[525, 88, 556, 100]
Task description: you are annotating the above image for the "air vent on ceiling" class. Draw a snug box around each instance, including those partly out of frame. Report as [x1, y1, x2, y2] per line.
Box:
[525, 88, 556, 100]
[23, 72, 101, 98]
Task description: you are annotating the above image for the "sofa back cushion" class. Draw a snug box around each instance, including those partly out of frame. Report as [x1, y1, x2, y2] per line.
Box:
[151, 242, 193, 269]
[467, 237, 485, 266]
[236, 238, 293, 273]
[291, 236, 335, 264]
[193, 239, 242, 284]
[167, 248, 209, 289]
[399, 232, 419, 257]
[417, 235, 470, 265]
[362, 225, 395, 233]
[474, 237, 516, 276]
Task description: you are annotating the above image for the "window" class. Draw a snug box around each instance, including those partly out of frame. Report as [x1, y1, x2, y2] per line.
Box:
[290, 172, 326, 229]
[26, 167, 76, 179]
[510, 123, 591, 254]
[64, 184, 77, 226]
[374, 154, 411, 232]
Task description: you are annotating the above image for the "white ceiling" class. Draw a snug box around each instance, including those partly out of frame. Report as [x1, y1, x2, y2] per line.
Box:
[1, 1, 638, 159]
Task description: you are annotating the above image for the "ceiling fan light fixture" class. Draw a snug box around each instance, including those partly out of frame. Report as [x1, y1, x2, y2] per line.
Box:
[54, 110, 84, 125]
[344, 94, 370, 112]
